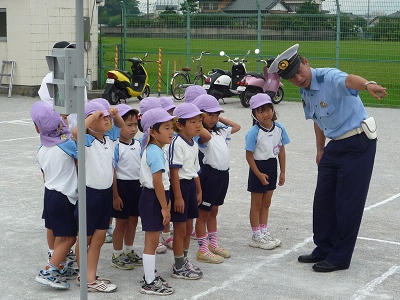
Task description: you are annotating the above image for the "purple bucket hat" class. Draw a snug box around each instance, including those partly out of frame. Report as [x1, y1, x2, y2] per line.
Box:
[139, 97, 162, 114]
[30, 102, 70, 146]
[193, 94, 224, 113]
[141, 108, 176, 148]
[91, 98, 110, 110]
[184, 85, 206, 103]
[116, 103, 139, 117]
[159, 96, 176, 112]
[250, 93, 273, 110]
[173, 103, 203, 119]
[85, 101, 110, 119]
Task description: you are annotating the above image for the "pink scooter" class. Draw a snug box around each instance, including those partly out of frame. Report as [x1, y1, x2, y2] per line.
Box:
[238, 50, 284, 108]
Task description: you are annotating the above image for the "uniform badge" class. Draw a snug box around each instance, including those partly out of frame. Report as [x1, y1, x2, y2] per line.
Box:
[320, 101, 327, 108]
[278, 59, 289, 71]
[301, 99, 306, 108]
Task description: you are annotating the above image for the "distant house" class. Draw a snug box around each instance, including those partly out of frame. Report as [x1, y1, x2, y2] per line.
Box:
[198, 0, 325, 14]
[154, 4, 179, 17]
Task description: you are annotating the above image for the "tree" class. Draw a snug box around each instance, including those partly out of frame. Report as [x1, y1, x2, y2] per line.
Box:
[99, 0, 140, 25]
[180, 0, 200, 15]
[297, 0, 320, 14]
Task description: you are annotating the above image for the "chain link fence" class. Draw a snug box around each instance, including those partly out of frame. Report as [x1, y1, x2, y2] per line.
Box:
[99, 0, 400, 107]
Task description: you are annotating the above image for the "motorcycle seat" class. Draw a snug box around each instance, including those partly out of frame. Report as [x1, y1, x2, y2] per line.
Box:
[211, 68, 231, 76]
[246, 72, 264, 79]
[117, 69, 132, 80]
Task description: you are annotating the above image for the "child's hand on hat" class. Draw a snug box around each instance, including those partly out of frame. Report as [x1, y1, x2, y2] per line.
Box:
[92, 110, 104, 120]
[108, 107, 119, 118]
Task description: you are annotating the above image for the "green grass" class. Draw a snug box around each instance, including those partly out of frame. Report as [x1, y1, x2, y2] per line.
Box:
[99, 37, 400, 107]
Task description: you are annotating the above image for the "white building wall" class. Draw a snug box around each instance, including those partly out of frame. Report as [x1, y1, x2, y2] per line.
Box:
[0, 0, 98, 90]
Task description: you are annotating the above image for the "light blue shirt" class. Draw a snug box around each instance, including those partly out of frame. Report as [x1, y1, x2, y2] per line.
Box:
[300, 68, 368, 139]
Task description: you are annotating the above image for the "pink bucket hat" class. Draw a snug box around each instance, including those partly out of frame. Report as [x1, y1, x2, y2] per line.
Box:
[30, 101, 70, 146]
[91, 98, 110, 110]
[116, 103, 139, 117]
[139, 97, 162, 114]
[141, 107, 176, 148]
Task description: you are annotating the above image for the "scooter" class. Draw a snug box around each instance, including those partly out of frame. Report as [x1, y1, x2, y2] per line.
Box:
[238, 50, 284, 108]
[203, 50, 250, 103]
[102, 53, 151, 105]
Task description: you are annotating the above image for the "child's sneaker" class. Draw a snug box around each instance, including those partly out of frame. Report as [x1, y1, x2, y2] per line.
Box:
[87, 279, 117, 293]
[126, 250, 143, 265]
[263, 232, 282, 247]
[140, 277, 174, 295]
[112, 253, 135, 270]
[196, 250, 224, 264]
[66, 249, 77, 266]
[161, 236, 173, 249]
[156, 242, 167, 254]
[208, 245, 231, 258]
[76, 275, 111, 286]
[105, 225, 114, 243]
[172, 260, 203, 280]
[190, 230, 197, 240]
[249, 236, 276, 250]
[35, 269, 70, 290]
[57, 265, 79, 280]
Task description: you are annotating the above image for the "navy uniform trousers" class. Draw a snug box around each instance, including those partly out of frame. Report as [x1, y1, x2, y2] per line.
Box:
[311, 132, 377, 268]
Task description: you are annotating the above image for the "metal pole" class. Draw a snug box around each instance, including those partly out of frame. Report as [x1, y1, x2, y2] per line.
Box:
[367, 0, 370, 32]
[256, 0, 261, 73]
[76, 0, 88, 299]
[335, 0, 340, 69]
[186, 0, 190, 67]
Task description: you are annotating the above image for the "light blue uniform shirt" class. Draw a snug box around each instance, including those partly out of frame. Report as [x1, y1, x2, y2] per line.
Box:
[300, 68, 368, 139]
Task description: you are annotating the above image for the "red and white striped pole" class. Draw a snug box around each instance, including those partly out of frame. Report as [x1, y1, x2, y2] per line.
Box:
[158, 47, 162, 96]
[115, 44, 118, 69]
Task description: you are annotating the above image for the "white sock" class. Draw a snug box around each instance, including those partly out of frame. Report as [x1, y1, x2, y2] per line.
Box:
[113, 249, 124, 256]
[124, 245, 134, 253]
[143, 253, 156, 284]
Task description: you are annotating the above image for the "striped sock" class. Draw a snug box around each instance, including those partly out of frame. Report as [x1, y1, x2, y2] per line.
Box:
[197, 235, 209, 253]
[208, 231, 218, 249]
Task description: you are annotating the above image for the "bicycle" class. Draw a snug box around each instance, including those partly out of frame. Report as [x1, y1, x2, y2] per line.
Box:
[170, 51, 210, 100]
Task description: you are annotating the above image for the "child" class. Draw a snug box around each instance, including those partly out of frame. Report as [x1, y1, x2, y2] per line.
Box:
[91, 97, 115, 243]
[193, 94, 241, 263]
[158, 96, 176, 250]
[245, 94, 289, 250]
[111, 104, 143, 270]
[71, 101, 123, 292]
[31, 102, 78, 290]
[169, 103, 210, 279]
[139, 108, 175, 295]
[138, 97, 168, 254]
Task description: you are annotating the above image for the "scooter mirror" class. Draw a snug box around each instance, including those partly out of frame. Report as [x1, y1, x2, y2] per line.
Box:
[255, 49, 260, 54]
[144, 53, 148, 58]
[220, 51, 225, 56]
[246, 50, 250, 55]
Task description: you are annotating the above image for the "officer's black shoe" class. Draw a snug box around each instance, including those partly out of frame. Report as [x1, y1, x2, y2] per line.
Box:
[312, 260, 347, 272]
[298, 253, 323, 263]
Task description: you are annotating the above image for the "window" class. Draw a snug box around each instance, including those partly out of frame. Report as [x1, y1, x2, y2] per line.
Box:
[0, 8, 6, 41]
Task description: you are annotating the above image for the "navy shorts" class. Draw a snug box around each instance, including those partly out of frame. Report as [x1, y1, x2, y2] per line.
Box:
[139, 188, 170, 232]
[111, 179, 141, 219]
[198, 165, 229, 211]
[170, 179, 199, 222]
[43, 188, 77, 237]
[74, 186, 113, 236]
[247, 158, 277, 193]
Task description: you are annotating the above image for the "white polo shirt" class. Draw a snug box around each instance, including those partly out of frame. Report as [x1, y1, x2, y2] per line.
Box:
[168, 135, 200, 179]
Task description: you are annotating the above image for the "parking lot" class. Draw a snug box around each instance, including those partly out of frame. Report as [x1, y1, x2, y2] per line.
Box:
[0, 94, 399, 300]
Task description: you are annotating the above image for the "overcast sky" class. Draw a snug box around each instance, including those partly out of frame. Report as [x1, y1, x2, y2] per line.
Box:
[322, 0, 399, 15]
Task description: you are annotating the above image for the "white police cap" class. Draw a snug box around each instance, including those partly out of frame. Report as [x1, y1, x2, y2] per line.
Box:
[268, 44, 300, 80]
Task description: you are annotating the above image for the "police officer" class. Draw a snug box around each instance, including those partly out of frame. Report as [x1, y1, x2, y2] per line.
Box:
[269, 44, 387, 272]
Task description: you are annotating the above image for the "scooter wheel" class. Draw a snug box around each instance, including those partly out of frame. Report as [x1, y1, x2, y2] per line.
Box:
[138, 85, 150, 101]
[106, 88, 120, 105]
[272, 86, 284, 104]
[240, 91, 251, 108]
